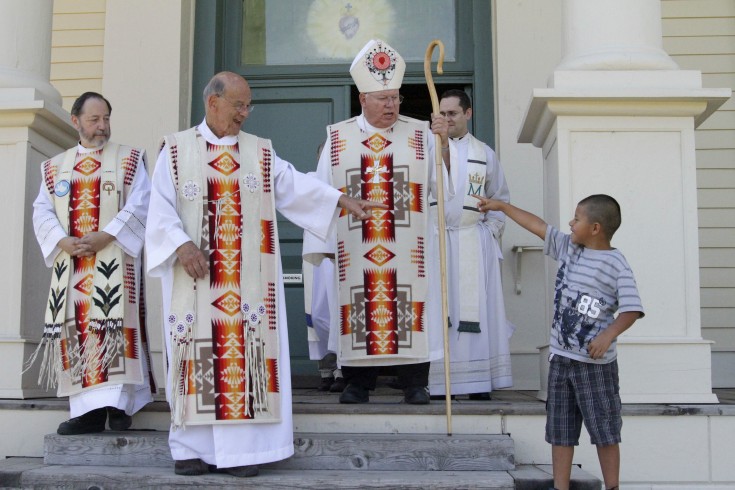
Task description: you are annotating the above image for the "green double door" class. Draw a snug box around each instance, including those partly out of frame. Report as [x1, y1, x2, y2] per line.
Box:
[244, 85, 349, 376]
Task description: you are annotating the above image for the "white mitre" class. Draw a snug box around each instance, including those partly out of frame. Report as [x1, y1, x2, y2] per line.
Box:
[349, 39, 405, 93]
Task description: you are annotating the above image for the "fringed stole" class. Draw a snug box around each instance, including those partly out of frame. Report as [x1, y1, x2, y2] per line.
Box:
[27, 144, 127, 391]
[162, 129, 280, 429]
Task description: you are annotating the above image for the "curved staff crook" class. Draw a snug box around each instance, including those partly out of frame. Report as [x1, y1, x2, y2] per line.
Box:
[424, 39, 452, 436]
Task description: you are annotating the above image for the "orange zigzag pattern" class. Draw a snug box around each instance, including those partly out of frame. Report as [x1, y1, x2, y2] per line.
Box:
[261, 220, 275, 254]
[362, 182, 394, 242]
[340, 304, 352, 336]
[267, 358, 279, 393]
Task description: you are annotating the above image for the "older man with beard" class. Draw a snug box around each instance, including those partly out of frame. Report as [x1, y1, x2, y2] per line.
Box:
[30, 91, 154, 436]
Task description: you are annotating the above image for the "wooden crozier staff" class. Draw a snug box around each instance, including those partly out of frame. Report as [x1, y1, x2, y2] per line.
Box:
[424, 39, 452, 436]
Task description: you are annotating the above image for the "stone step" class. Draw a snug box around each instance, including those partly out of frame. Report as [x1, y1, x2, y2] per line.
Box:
[43, 431, 515, 471]
[0, 458, 602, 489]
[277, 433, 515, 471]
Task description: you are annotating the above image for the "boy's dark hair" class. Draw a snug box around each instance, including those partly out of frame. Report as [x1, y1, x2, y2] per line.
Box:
[578, 194, 622, 239]
[439, 89, 472, 112]
[71, 92, 112, 117]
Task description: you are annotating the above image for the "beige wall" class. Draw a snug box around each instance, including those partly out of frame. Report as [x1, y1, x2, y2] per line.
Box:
[50, 0, 106, 111]
[662, 0, 735, 387]
[493, 1, 563, 390]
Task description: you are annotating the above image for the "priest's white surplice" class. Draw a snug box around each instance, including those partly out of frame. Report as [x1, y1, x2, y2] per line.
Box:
[32, 142, 153, 417]
[146, 121, 340, 467]
[428, 134, 515, 395]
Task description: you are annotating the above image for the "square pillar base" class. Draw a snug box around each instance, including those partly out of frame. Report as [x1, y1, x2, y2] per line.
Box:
[537, 340, 718, 404]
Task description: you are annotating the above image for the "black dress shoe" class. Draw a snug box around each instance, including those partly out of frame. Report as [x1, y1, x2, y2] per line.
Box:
[174, 458, 209, 476]
[429, 394, 455, 401]
[318, 376, 334, 391]
[385, 377, 405, 390]
[329, 376, 346, 393]
[210, 464, 260, 477]
[468, 392, 492, 401]
[57, 407, 107, 435]
[404, 386, 430, 405]
[107, 407, 132, 430]
[339, 383, 369, 403]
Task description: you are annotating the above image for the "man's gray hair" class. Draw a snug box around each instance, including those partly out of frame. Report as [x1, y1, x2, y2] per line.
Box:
[202, 75, 226, 107]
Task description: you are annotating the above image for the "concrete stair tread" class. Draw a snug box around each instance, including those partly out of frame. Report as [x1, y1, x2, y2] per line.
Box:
[43, 431, 515, 471]
[0, 458, 602, 489]
[26, 422, 602, 489]
[1, 458, 516, 489]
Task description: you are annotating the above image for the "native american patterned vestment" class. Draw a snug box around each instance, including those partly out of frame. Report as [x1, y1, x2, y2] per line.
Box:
[154, 126, 283, 429]
[147, 121, 340, 467]
[427, 133, 515, 395]
[31, 143, 154, 417]
[304, 114, 456, 367]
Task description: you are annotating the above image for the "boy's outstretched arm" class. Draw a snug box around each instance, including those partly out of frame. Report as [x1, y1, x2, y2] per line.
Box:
[474, 196, 547, 240]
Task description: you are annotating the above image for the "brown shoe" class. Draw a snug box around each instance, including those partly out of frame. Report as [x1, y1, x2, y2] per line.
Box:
[174, 458, 209, 476]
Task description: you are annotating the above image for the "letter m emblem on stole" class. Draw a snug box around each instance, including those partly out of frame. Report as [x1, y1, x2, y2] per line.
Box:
[467, 171, 485, 196]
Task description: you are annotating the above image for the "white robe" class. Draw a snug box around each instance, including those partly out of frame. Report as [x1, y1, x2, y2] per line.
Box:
[428, 134, 514, 395]
[304, 257, 337, 361]
[146, 121, 340, 467]
[303, 114, 457, 366]
[32, 142, 153, 417]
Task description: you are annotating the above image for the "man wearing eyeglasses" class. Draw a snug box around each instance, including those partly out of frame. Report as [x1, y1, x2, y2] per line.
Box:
[427, 89, 513, 402]
[146, 71, 384, 478]
[304, 39, 457, 406]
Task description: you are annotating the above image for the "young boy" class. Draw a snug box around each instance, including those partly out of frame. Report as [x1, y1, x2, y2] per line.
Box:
[475, 194, 644, 490]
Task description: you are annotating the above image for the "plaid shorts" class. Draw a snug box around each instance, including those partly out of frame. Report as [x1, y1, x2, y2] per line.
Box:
[545, 355, 622, 446]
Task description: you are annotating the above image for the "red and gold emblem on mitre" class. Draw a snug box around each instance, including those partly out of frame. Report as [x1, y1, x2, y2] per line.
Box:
[350, 39, 405, 92]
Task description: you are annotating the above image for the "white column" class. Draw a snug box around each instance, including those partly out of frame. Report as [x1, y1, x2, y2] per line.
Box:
[0, 0, 76, 398]
[0, 0, 62, 104]
[520, 0, 730, 403]
[558, 0, 677, 71]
